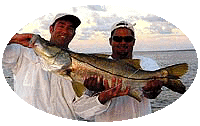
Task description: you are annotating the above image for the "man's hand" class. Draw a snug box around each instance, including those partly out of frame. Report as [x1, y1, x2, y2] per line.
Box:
[84, 75, 105, 92]
[98, 77, 129, 104]
[9, 33, 34, 48]
[142, 80, 163, 99]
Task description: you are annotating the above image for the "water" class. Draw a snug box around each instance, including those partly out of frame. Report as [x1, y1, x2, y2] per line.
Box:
[2, 50, 198, 113]
[134, 50, 198, 112]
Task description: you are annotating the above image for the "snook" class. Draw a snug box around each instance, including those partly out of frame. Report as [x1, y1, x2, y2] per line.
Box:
[30, 35, 188, 102]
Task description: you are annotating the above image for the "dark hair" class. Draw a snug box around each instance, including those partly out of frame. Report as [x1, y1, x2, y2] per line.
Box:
[51, 19, 75, 28]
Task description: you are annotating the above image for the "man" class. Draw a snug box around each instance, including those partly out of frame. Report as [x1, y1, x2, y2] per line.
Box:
[81, 21, 163, 121]
[4, 13, 129, 121]
[3, 14, 82, 119]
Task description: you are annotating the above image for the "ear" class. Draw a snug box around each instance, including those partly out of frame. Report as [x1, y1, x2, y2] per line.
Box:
[49, 25, 54, 34]
[133, 39, 136, 46]
[73, 30, 76, 36]
[71, 30, 76, 39]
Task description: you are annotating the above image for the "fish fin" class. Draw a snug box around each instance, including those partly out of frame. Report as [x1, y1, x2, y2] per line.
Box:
[164, 63, 188, 77]
[122, 59, 141, 69]
[128, 88, 143, 102]
[72, 81, 86, 97]
[165, 79, 186, 94]
[89, 54, 142, 69]
[91, 53, 111, 58]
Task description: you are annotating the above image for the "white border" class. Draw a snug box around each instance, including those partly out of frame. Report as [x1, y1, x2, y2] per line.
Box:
[0, 0, 199, 125]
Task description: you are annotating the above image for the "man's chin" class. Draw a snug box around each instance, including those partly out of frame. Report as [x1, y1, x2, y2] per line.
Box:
[118, 52, 128, 55]
[117, 52, 129, 58]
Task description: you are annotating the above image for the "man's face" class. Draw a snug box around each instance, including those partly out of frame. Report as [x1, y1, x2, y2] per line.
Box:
[49, 20, 75, 48]
[110, 28, 135, 59]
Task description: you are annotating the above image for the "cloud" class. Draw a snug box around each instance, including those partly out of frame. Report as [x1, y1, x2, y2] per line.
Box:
[141, 14, 167, 22]
[77, 13, 125, 40]
[77, 10, 181, 41]
[40, 20, 50, 30]
[78, 28, 94, 40]
[138, 14, 179, 35]
[87, 5, 107, 11]
[39, 14, 54, 30]
[73, 7, 78, 13]
[32, 29, 41, 34]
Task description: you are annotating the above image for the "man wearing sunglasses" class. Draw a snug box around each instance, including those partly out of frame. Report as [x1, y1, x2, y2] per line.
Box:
[109, 21, 136, 60]
[81, 21, 163, 121]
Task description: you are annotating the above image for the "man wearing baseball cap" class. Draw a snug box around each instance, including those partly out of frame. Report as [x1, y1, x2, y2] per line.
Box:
[80, 21, 163, 121]
[49, 13, 81, 49]
[8, 13, 81, 48]
[3, 14, 86, 119]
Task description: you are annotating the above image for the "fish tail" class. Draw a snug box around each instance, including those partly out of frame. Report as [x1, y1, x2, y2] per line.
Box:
[165, 79, 186, 94]
[164, 63, 188, 78]
[161, 63, 188, 94]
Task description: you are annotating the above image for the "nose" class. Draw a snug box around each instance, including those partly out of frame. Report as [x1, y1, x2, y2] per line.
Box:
[118, 41, 128, 49]
[61, 28, 74, 36]
[120, 39, 126, 45]
[60, 29, 67, 35]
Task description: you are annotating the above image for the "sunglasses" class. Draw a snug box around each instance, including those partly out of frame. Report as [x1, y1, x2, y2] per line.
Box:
[112, 36, 135, 42]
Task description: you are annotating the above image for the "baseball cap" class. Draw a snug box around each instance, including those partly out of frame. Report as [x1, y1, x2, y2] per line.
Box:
[111, 21, 136, 33]
[51, 13, 81, 29]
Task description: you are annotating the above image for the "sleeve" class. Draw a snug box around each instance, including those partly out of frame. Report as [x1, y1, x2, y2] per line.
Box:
[2, 44, 22, 74]
[59, 78, 110, 120]
[73, 94, 111, 120]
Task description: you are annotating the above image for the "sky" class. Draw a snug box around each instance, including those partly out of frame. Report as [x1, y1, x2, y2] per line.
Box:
[19, 5, 194, 53]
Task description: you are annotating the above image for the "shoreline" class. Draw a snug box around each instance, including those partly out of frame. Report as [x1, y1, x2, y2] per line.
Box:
[91, 49, 196, 55]
[134, 49, 196, 53]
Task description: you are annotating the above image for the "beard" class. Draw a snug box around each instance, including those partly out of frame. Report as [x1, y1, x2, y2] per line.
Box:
[112, 45, 133, 59]
[117, 51, 129, 59]
[50, 35, 73, 49]
[116, 46, 129, 57]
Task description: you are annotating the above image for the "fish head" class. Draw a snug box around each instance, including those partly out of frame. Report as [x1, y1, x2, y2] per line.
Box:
[30, 35, 72, 72]
[30, 35, 60, 57]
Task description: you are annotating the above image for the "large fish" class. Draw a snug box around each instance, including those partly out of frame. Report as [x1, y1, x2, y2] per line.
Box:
[30, 35, 188, 102]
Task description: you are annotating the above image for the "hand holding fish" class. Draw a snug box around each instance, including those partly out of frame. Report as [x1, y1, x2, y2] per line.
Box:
[84, 75, 105, 92]
[142, 80, 163, 99]
[9, 33, 34, 48]
[98, 77, 129, 104]
[84, 75, 163, 99]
